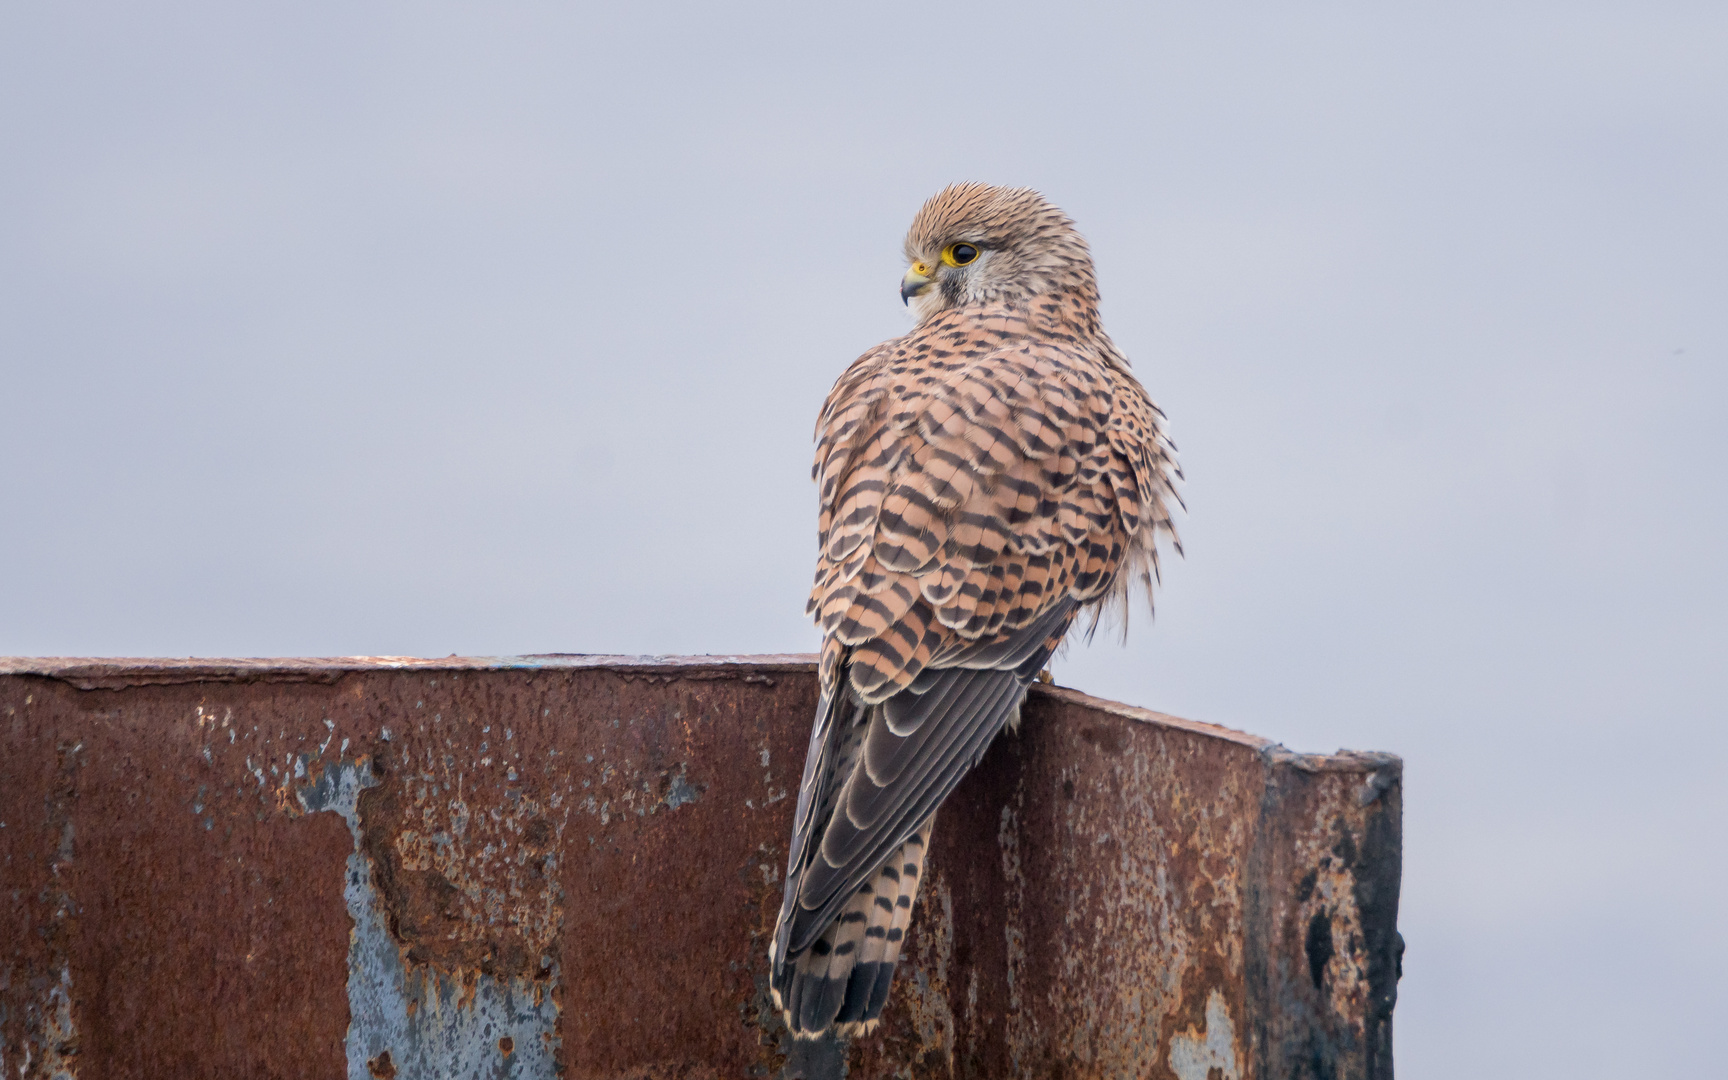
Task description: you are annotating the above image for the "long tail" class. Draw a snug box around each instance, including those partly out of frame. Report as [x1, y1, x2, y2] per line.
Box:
[770, 815, 935, 1038]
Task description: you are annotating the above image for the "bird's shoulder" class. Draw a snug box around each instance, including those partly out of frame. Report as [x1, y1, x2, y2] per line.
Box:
[814, 304, 1122, 467]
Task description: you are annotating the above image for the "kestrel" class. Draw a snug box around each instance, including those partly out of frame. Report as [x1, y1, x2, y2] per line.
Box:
[769, 183, 1182, 1039]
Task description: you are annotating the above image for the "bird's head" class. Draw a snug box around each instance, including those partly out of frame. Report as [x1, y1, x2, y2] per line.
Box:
[899, 182, 1097, 324]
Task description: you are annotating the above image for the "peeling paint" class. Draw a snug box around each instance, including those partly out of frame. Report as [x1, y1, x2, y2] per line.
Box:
[1168, 989, 1241, 1080]
[300, 759, 560, 1080]
[7, 966, 78, 1080]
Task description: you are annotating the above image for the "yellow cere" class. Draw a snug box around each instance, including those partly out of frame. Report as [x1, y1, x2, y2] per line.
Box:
[911, 261, 933, 277]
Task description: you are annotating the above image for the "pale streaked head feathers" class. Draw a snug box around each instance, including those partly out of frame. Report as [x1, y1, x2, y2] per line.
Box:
[900, 182, 1098, 324]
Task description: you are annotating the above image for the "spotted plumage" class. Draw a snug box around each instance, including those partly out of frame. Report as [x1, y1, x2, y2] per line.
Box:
[770, 183, 1181, 1039]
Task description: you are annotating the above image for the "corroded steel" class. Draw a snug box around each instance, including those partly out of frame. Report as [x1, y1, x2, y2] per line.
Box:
[0, 655, 1400, 1079]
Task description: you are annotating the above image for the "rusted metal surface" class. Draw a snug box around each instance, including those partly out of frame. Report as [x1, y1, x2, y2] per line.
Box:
[1, 655, 1400, 1079]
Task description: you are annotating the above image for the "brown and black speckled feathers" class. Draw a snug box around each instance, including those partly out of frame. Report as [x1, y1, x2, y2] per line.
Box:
[771, 183, 1181, 1040]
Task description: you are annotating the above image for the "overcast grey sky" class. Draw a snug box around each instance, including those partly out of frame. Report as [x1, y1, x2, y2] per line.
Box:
[3, 3, 1724, 1075]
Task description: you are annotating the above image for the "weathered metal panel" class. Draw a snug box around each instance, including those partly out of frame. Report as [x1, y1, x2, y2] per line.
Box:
[1244, 749, 1402, 1080]
[0, 655, 1400, 1079]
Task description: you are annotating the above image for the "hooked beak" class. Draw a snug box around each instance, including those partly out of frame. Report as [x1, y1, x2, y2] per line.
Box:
[901, 262, 935, 305]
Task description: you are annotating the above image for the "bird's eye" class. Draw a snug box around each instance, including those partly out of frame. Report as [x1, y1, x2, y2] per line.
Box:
[942, 243, 980, 268]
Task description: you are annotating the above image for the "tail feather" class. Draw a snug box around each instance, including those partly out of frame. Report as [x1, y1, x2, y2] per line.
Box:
[865, 818, 930, 1018]
[774, 815, 936, 1039]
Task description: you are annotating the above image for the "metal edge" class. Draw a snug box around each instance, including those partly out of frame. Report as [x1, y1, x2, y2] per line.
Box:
[1031, 682, 1278, 751]
[0, 657, 1399, 772]
[0, 653, 822, 690]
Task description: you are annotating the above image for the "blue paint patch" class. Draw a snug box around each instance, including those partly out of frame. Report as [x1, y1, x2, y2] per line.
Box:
[664, 769, 701, 811]
[301, 760, 561, 1079]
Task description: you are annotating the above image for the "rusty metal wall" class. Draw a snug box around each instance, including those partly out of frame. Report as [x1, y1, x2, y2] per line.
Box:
[0, 655, 1400, 1079]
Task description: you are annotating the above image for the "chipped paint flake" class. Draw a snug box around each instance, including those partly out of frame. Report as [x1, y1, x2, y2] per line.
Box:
[664, 769, 700, 810]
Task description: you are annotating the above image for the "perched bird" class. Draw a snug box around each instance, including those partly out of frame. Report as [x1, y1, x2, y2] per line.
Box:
[769, 183, 1182, 1039]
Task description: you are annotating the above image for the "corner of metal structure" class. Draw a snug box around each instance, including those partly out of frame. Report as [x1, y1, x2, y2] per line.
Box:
[1247, 743, 1404, 1080]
